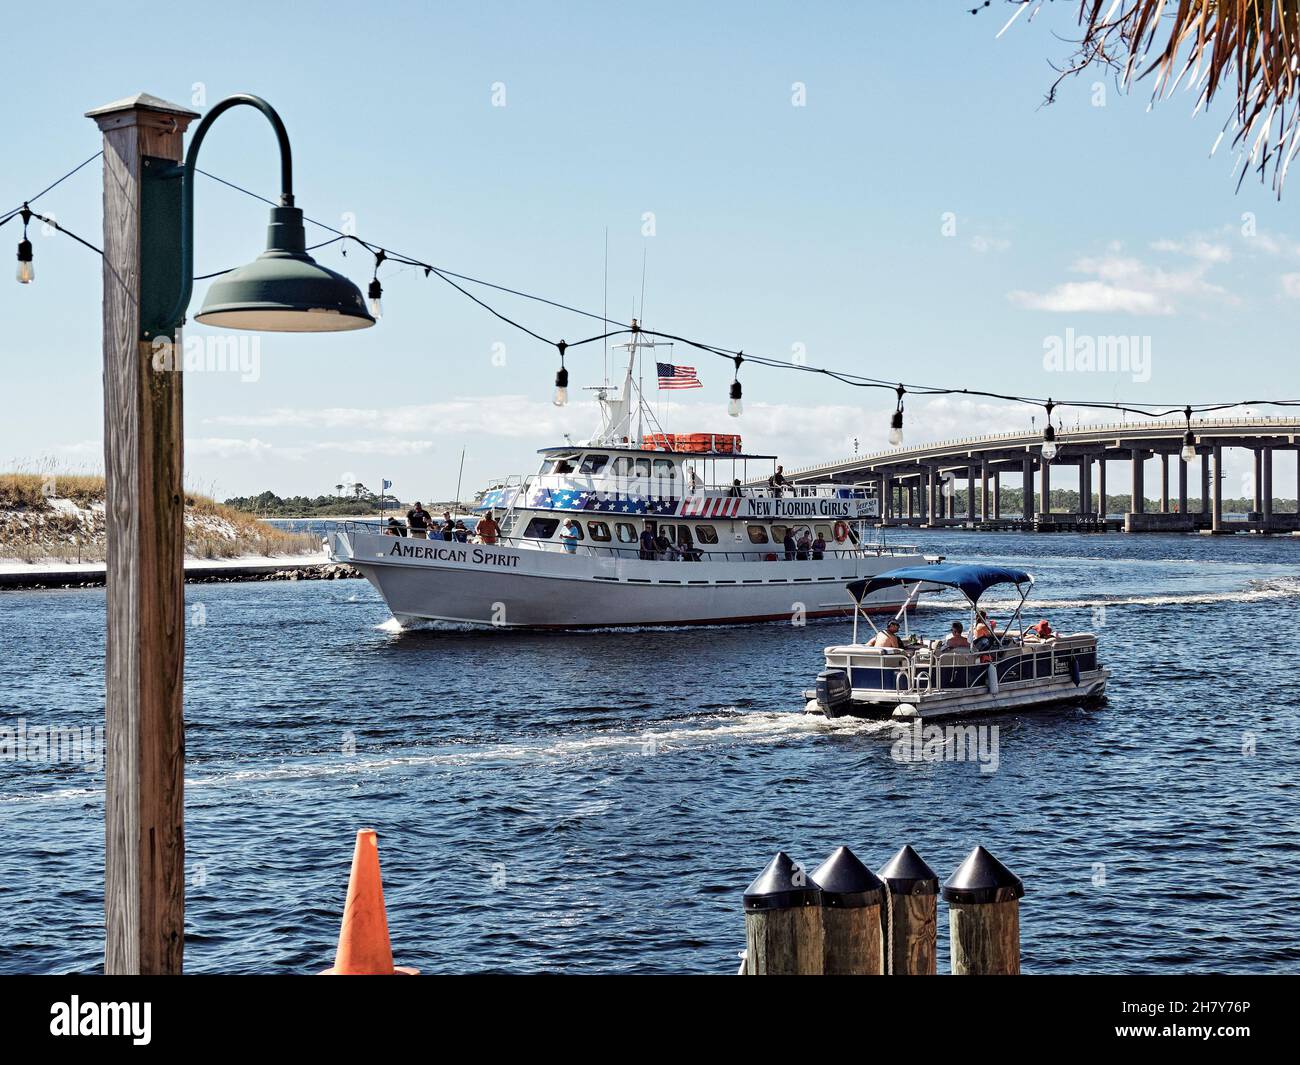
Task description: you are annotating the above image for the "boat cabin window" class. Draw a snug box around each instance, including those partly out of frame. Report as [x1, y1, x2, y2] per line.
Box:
[523, 517, 560, 539]
[615, 522, 637, 543]
[814, 524, 831, 541]
[579, 454, 609, 475]
[695, 525, 718, 544]
[772, 525, 790, 542]
[587, 521, 611, 541]
[565, 521, 585, 540]
[613, 457, 652, 478]
[747, 526, 769, 544]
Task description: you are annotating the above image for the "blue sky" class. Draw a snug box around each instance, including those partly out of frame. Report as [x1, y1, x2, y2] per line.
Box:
[1, 0, 1296, 501]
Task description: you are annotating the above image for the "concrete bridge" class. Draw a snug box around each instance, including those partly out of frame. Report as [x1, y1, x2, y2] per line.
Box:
[784, 416, 1300, 534]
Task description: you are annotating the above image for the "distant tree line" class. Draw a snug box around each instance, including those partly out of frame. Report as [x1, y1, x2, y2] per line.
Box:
[222, 489, 401, 517]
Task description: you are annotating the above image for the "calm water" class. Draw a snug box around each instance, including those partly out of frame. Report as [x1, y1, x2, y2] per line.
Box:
[1, 529, 1298, 974]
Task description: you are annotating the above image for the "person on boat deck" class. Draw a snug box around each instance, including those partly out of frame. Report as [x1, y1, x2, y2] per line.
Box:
[639, 523, 657, 561]
[441, 511, 455, 541]
[555, 459, 575, 474]
[728, 479, 743, 497]
[868, 620, 902, 648]
[973, 612, 996, 641]
[385, 517, 405, 537]
[796, 529, 812, 561]
[477, 511, 500, 545]
[452, 520, 469, 543]
[686, 465, 701, 491]
[560, 519, 580, 553]
[768, 466, 788, 497]
[940, 621, 970, 652]
[1027, 618, 1054, 640]
[782, 528, 797, 561]
[406, 502, 430, 539]
[811, 532, 826, 560]
[654, 530, 675, 560]
[678, 525, 701, 561]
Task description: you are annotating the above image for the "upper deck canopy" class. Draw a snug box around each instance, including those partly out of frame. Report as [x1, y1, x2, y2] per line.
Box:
[537, 444, 778, 460]
[848, 564, 1032, 604]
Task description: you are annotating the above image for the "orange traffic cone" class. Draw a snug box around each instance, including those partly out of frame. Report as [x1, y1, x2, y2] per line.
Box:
[321, 829, 417, 975]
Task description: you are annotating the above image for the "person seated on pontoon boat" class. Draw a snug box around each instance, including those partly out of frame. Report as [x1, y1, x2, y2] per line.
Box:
[867, 620, 902, 649]
[1026, 618, 1054, 640]
[939, 621, 970, 653]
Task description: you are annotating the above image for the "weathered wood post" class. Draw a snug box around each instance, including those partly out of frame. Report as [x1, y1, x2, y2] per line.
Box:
[743, 852, 822, 974]
[87, 93, 200, 975]
[942, 845, 1024, 975]
[877, 844, 938, 975]
[810, 846, 884, 975]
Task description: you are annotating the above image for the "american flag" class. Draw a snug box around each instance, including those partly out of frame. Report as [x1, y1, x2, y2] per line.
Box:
[656, 362, 702, 390]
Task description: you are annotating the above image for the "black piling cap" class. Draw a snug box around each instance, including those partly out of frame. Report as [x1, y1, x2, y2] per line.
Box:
[877, 844, 939, 896]
[941, 845, 1025, 904]
[743, 851, 820, 912]
[810, 846, 885, 909]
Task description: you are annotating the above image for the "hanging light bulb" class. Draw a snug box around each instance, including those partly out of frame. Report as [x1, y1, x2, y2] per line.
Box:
[1180, 406, 1196, 462]
[1040, 399, 1057, 461]
[554, 340, 569, 406]
[15, 205, 33, 284]
[728, 353, 744, 417]
[888, 385, 905, 446]
[367, 250, 385, 318]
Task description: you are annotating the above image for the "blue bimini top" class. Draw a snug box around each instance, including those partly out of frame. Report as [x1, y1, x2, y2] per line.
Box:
[847, 563, 1033, 605]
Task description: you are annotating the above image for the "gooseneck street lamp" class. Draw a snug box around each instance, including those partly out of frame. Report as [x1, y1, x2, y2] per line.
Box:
[86, 91, 372, 975]
[153, 93, 374, 337]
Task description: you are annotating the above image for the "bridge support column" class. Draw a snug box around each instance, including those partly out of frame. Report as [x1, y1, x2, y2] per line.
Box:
[1021, 456, 1033, 522]
[980, 461, 990, 521]
[1262, 447, 1273, 524]
[1079, 459, 1091, 516]
[1200, 452, 1210, 515]
[1177, 453, 1188, 515]
[993, 472, 1001, 519]
[1131, 449, 1145, 514]
[966, 467, 976, 523]
[1159, 454, 1170, 513]
[1039, 456, 1051, 516]
[1212, 446, 1223, 532]
[1253, 449, 1263, 514]
[1097, 458, 1106, 518]
[919, 469, 929, 524]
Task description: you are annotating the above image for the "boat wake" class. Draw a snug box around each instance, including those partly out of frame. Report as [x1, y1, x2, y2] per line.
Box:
[925, 576, 1300, 613]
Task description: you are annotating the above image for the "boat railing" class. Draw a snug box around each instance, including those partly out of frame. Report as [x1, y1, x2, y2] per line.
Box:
[333, 520, 918, 563]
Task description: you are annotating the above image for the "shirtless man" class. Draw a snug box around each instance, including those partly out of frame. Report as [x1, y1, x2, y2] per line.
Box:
[868, 619, 902, 648]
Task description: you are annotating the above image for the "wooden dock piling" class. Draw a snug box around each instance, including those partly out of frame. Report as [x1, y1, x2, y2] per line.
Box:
[876, 845, 939, 975]
[810, 846, 885, 975]
[742, 852, 823, 974]
[942, 846, 1024, 975]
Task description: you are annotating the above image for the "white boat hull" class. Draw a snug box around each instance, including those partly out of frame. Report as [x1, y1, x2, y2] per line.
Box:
[333, 529, 925, 629]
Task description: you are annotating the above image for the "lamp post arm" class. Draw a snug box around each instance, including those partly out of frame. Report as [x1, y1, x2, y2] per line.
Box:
[164, 93, 295, 332]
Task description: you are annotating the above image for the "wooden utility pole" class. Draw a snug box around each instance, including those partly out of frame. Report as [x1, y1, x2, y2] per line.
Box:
[87, 93, 200, 975]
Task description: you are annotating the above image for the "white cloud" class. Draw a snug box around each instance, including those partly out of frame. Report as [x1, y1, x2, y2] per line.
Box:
[1008, 248, 1233, 316]
[1280, 273, 1300, 298]
[970, 235, 1011, 254]
[1150, 237, 1231, 264]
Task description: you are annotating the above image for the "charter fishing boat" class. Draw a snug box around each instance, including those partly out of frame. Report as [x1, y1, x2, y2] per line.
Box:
[328, 332, 938, 629]
[805, 563, 1109, 720]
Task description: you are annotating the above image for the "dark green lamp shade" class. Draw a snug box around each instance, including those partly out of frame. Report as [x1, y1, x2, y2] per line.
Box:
[194, 206, 375, 332]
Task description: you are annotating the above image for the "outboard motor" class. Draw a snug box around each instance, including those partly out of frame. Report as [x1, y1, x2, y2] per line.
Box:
[815, 669, 853, 718]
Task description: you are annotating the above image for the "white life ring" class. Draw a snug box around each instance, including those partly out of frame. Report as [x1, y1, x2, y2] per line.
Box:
[833, 520, 850, 543]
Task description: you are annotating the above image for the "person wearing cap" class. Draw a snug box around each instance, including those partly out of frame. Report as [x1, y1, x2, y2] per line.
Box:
[868, 619, 902, 649]
[1027, 618, 1054, 640]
